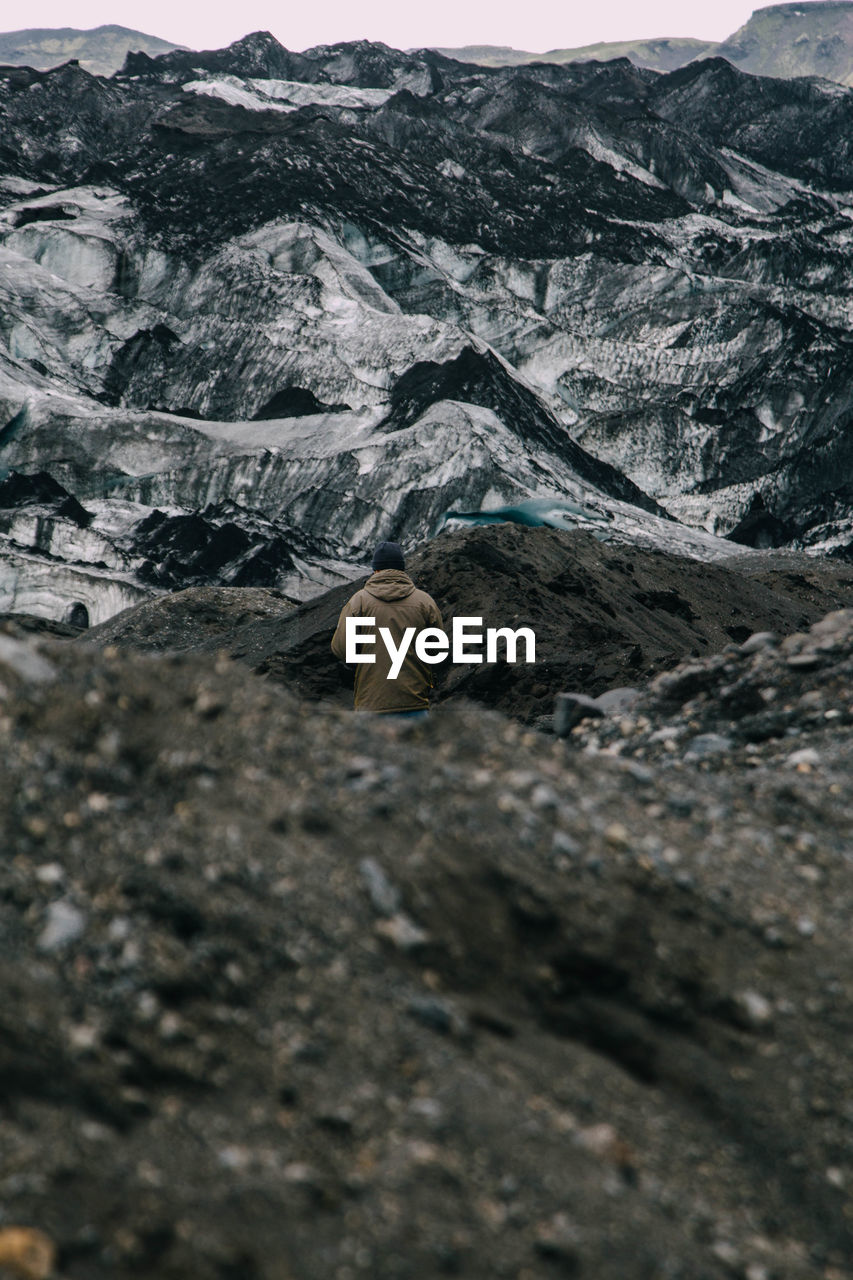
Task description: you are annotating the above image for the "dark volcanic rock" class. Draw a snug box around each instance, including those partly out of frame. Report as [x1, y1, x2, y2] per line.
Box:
[86, 524, 853, 724]
[119, 30, 317, 83]
[0, 469, 92, 529]
[252, 386, 351, 419]
[0, 469, 74, 509]
[131, 509, 297, 590]
[0, 622, 851, 1278]
[382, 347, 663, 514]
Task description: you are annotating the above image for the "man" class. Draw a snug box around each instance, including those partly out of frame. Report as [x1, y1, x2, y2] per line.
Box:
[331, 541, 443, 717]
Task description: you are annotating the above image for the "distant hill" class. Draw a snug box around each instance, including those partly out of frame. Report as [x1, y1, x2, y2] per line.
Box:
[0, 23, 187, 76]
[430, 44, 542, 67]
[434, 37, 713, 72]
[435, 1, 853, 85]
[715, 0, 853, 85]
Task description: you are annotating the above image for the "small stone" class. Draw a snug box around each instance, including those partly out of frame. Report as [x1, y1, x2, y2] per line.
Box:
[218, 1145, 251, 1171]
[107, 916, 131, 942]
[37, 899, 86, 952]
[604, 822, 630, 848]
[68, 1023, 99, 1051]
[359, 858, 402, 916]
[734, 990, 773, 1028]
[407, 997, 458, 1035]
[796, 917, 816, 938]
[530, 784, 559, 810]
[795, 864, 821, 883]
[685, 733, 733, 759]
[0, 1227, 56, 1280]
[786, 748, 820, 769]
[595, 687, 641, 715]
[553, 692, 604, 737]
[712, 1239, 740, 1269]
[551, 830, 580, 857]
[786, 653, 820, 669]
[576, 1123, 619, 1158]
[79, 1120, 112, 1143]
[740, 631, 777, 654]
[34, 862, 64, 885]
[375, 913, 429, 952]
[194, 688, 224, 717]
[283, 1162, 320, 1185]
[159, 1011, 183, 1040]
[136, 991, 159, 1021]
[534, 1212, 581, 1264]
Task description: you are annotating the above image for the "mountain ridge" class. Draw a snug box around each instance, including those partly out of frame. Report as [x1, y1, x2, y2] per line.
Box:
[0, 22, 186, 77]
[5, 3, 853, 86]
[435, 1, 853, 86]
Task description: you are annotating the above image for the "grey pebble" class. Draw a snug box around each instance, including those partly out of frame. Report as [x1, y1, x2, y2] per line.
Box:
[38, 899, 87, 951]
[685, 733, 734, 759]
[359, 857, 401, 916]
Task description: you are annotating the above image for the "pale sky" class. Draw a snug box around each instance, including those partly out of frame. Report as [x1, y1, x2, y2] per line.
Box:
[7, 0, 830, 54]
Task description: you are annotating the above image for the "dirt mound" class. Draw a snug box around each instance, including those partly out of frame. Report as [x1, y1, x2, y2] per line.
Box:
[87, 524, 853, 723]
[1, 624, 852, 1279]
[83, 585, 297, 655]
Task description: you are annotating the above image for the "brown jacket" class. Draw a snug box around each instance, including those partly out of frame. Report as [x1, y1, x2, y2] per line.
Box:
[331, 570, 444, 712]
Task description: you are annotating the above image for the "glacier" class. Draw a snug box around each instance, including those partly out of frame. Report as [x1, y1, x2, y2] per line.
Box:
[1, 38, 852, 621]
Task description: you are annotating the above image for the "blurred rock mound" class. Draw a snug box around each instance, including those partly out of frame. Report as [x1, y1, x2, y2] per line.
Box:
[1, 568, 852, 1277]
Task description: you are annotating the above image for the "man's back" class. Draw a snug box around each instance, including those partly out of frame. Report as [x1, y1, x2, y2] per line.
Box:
[331, 568, 443, 712]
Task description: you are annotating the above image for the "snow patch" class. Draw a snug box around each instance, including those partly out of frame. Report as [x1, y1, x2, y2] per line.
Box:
[182, 76, 393, 114]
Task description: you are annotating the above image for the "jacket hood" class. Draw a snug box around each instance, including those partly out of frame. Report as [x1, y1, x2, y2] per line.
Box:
[365, 569, 416, 601]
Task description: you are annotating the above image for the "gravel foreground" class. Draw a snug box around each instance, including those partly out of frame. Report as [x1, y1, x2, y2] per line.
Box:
[1, 610, 852, 1279]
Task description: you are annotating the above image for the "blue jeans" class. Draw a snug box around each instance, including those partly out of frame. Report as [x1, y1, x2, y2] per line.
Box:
[383, 709, 429, 721]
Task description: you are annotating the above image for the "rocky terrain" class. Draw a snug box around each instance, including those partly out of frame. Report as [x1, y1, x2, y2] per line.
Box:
[3, 15, 853, 1280]
[1, 568, 853, 1278]
[86, 524, 853, 725]
[3, 29, 853, 623]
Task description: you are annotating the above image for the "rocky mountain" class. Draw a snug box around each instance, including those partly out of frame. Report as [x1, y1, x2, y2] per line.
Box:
[715, 0, 853, 85]
[2, 32, 853, 624]
[438, 2, 853, 84]
[0, 24, 186, 78]
[1, 584, 853, 1278]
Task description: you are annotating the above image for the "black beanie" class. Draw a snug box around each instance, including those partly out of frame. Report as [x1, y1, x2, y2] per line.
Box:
[372, 541, 405, 571]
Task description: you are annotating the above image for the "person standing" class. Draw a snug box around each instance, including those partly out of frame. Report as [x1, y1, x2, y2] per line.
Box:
[331, 541, 443, 717]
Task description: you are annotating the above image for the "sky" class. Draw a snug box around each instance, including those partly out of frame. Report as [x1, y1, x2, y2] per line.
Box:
[9, 0, 833, 53]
